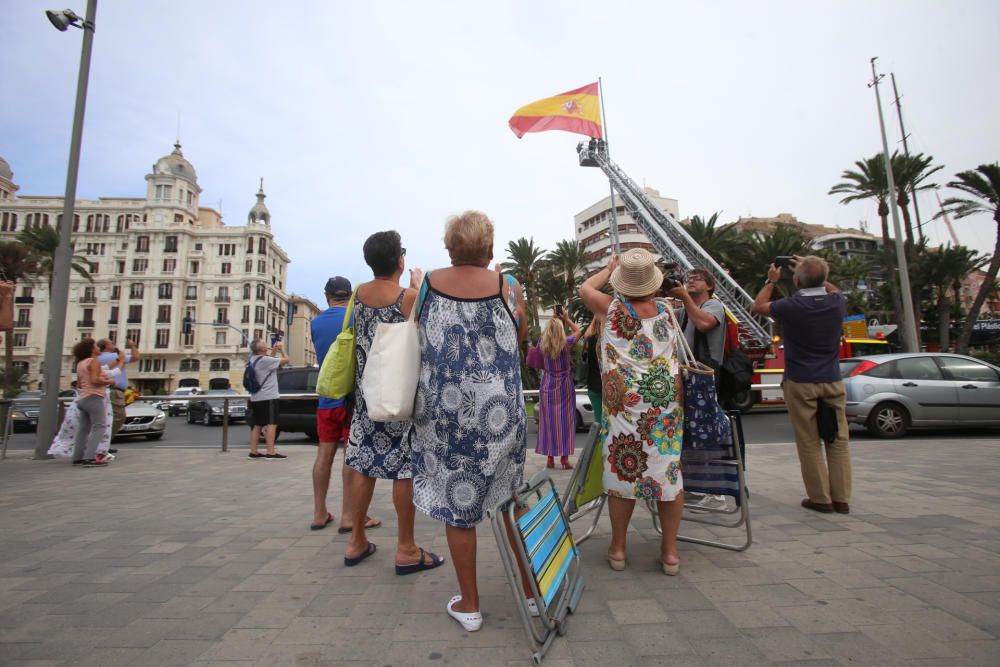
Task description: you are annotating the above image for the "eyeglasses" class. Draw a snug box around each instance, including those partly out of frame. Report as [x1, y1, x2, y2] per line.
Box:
[686, 274, 706, 282]
[400, 247, 407, 257]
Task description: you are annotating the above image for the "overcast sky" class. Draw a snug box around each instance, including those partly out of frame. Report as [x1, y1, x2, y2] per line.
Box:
[2, 0, 998, 306]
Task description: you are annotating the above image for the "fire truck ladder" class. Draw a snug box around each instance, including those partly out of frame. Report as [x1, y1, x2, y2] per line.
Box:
[578, 139, 772, 351]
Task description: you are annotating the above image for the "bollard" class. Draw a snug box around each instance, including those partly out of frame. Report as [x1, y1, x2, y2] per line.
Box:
[0, 399, 11, 460]
[222, 397, 229, 453]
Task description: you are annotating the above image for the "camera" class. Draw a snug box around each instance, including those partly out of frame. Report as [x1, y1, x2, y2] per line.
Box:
[660, 263, 684, 292]
[554, 304, 564, 317]
[774, 256, 793, 269]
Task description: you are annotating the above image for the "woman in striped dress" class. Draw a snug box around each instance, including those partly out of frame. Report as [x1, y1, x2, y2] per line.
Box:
[534, 312, 580, 469]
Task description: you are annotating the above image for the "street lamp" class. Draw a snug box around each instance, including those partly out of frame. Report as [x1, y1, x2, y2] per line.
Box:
[34, 1, 98, 459]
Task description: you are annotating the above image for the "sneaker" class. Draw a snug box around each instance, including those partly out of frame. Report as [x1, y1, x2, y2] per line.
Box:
[248, 452, 265, 460]
[82, 459, 108, 468]
[689, 494, 728, 511]
[264, 453, 287, 460]
[98, 453, 116, 463]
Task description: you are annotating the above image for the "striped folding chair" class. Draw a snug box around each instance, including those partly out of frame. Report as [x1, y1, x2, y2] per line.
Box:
[489, 470, 585, 664]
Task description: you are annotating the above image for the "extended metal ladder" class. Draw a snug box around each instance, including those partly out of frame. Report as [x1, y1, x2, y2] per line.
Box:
[578, 139, 772, 351]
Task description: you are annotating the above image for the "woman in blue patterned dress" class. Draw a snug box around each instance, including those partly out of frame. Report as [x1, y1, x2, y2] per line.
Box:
[343, 231, 445, 576]
[411, 211, 529, 632]
[580, 248, 685, 576]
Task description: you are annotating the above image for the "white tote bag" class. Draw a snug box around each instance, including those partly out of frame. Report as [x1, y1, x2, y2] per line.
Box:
[360, 298, 421, 422]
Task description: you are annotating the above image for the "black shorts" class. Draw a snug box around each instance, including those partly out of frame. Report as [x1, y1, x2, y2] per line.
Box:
[249, 399, 279, 426]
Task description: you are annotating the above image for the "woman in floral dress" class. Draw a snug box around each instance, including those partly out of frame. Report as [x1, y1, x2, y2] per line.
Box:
[580, 248, 684, 576]
[411, 211, 530, 632]
[342, 230, 445, 576]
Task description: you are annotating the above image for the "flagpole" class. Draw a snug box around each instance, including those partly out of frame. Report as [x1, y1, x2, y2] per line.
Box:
[598, 77, 621, 255]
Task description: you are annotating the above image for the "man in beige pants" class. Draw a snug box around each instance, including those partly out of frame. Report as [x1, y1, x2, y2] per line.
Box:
[751, 256, 852, 514]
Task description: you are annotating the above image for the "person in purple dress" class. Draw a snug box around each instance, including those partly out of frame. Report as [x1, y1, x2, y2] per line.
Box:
[534, 309, 581, 469]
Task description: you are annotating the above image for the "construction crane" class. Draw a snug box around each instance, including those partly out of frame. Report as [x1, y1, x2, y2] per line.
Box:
[936, 192, 961, 246]
[578, 139, 773, 352]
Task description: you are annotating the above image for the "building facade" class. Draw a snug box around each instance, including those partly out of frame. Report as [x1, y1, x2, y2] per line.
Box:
[574, 186, 680, 266]
[0, 145, 292, 393]
[287, 296, 320, 367]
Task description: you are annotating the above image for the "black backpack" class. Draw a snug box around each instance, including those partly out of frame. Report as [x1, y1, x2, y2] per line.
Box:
[683, 311, 752, 401]
[242, 357, 274, 394]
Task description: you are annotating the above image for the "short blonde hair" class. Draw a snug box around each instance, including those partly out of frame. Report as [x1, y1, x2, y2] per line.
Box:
[444, 211, 494, 266]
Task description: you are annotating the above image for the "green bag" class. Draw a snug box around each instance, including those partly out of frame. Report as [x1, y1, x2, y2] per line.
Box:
[317, 288, 358, 400]
[575, 393, 606, 507]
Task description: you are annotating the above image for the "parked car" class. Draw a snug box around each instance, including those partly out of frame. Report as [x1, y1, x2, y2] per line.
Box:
[843, 352, 1000, 438]
[160, 387, 201, 416]
[272, 366, 319, 441]
[10, 390, 42, 433]
[187, 389, 247, 425]
[114, 402, 167, 440]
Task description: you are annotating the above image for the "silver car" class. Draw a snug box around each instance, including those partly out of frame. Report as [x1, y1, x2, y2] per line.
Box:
[843, 353, 1000, 438]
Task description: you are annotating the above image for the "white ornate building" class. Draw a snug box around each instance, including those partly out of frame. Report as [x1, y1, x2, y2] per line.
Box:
[574, 186, 680, 266]
[0, 145, 292, 392]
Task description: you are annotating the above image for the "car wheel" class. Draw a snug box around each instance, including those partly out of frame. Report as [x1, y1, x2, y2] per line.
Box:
[146, 433, 163, 440]
[202, 412, 212, 426]
[575, 410, 585, 432]
[186, 411, 195, 424]
[723, 389, 756, 414]
[866, 402, 909, 438]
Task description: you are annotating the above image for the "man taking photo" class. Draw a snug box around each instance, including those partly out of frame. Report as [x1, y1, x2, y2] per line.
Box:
[668, 268, 725, 371]
[751, 255, 852, 514]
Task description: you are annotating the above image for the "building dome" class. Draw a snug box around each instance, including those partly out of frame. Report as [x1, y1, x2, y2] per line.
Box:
[0, 155, 12, 181]
[152, 142, 198, 185]
[248, 178, 270, 224]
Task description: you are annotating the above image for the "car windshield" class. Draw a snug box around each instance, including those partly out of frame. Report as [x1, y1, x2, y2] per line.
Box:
[203, 390, 243, 406]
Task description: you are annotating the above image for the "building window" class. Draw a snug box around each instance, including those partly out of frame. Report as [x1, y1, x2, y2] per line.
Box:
[185, 285, 197, 300]
[257, 260, 266, 274]
[13, 360, 29, 375]
[109, 305, 119, 324]
[209, 358, 230, 371]
[158, 283, 172, 299]
[241, 305, 250, 323]
[254, 306, 265, 324]
[155, 329, 169, 348]
[13, 333, 27, 347]
[127, 305, 142, 323]
[217, 286, 229, 302]
[215, 331, 226, 345]
[157, 304, 171, 323]
[190, 261, 199, 274]
[133, 258, 148, 273]
[126, 329, 141, 346]
[216, 307, 228, 324]
[155, 184, 172, 200]
[218, 243, 236, 256]
[116, 260, 125, 274]
[179, 358, 200, 372]
[182, 332, 194, 347]
[221, 262, 231, 274]
[254, 329, 263, 341]
[82, 286, 96, 303]
[173, 213, 183, 224]
[242, 283, 251, 299]
[245, 259, 253, 273]
[129, 283, 143, 299]
[108, 330, 117, 344]
[20, 286, 32, 298]
[163, 258, 176, 273]
[136, 236, 149, 252]
[110, 285, 120, 299]
[247, 237, 254, 253]
[15, 308, 30, 327]
[164, 235, 178, 252]
[258, 238, 267, 255]
[141, 358, 165, 373]
[1, 212, 17, 231]
[255, 284, 265, 300]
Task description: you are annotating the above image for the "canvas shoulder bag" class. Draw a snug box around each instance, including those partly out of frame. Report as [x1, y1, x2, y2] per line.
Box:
[317, 288, 358, 400]
[359, 290, 421, 422]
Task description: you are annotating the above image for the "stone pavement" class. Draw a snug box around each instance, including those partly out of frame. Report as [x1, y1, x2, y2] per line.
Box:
[1, 435, 999, 666]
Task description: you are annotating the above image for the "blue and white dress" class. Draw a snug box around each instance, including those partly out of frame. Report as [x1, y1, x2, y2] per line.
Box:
[345, 291, 413, 480]
[410, 273, 526, 528]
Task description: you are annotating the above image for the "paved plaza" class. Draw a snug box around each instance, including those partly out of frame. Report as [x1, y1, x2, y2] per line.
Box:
[1, 434, 999, 666]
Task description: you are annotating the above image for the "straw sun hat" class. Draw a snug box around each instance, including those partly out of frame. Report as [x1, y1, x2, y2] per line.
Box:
[609, 248, 663, 298]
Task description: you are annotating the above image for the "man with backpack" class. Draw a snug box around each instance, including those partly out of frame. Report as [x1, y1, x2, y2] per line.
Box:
[246, 338, 289, 460]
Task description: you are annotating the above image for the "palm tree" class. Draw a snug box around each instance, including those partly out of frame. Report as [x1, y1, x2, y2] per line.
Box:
[504, 237, 546, 331]
[0, 241, 39, 394]
[726, 223, 809, 292]
[17, 224, 93, 292]
[540, 239, 589, 318]
[829, 154, 905, 328]
[920, 245, 983, 351]
[939, 163, 1000, 353]
[681, 212, 740, 267]
[893, 152, 943, 245]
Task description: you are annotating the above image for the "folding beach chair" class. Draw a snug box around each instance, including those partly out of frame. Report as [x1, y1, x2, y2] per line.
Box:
[562, 424, 605, 545]
[649, 410, 752, 551]
[489, 470, 586, 664]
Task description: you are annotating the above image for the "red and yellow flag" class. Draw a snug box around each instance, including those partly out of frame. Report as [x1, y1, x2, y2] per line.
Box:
[508, 82, 602, 139]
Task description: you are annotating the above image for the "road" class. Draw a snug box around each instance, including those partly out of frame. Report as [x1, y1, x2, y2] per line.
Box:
[5, 408, 998, 454]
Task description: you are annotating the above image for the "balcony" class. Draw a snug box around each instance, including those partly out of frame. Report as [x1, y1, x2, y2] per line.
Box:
[163, 246, 178, 253]
[158, 292, 173, 300]
[156, 318, 171, 324]
[77, 320, 95, 328]
[80, 295, 97, 303]
[108, 318, 118, 325]
[184, 293, 197, 301]
[14, 296, 34, 304]
[129, 292, 144, 300]
[126, 317, 142, 324]
[213, 320, 230, 326]
[14, 320, 31, 328]
[214, 296, 231, 304]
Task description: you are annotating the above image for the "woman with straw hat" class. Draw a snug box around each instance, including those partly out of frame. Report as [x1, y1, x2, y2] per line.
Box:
[579, 248, 684, 575]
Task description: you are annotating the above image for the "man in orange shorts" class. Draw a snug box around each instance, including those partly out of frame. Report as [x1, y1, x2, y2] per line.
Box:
[309, 277, 381, 533]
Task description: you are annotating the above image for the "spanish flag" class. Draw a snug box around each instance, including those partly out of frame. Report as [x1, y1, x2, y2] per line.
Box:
[508, 82, 603, 139]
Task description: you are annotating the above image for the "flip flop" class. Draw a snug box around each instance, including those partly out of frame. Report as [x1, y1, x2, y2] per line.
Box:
[337, 516, 382, 534]
[395, 548, 446, 576]
[343, 542, 377, 567]
[310, 513, 334, 531]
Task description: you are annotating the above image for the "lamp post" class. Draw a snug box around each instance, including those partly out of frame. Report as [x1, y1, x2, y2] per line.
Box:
[34, 1, 98, 459]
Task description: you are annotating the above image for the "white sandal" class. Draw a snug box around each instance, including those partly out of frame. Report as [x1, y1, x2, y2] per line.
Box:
[446, 595, 482, 632]
[526, 597, 540, 618]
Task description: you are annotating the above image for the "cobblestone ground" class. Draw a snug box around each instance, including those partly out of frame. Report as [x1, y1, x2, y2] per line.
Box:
[1, 435, 998, 666]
